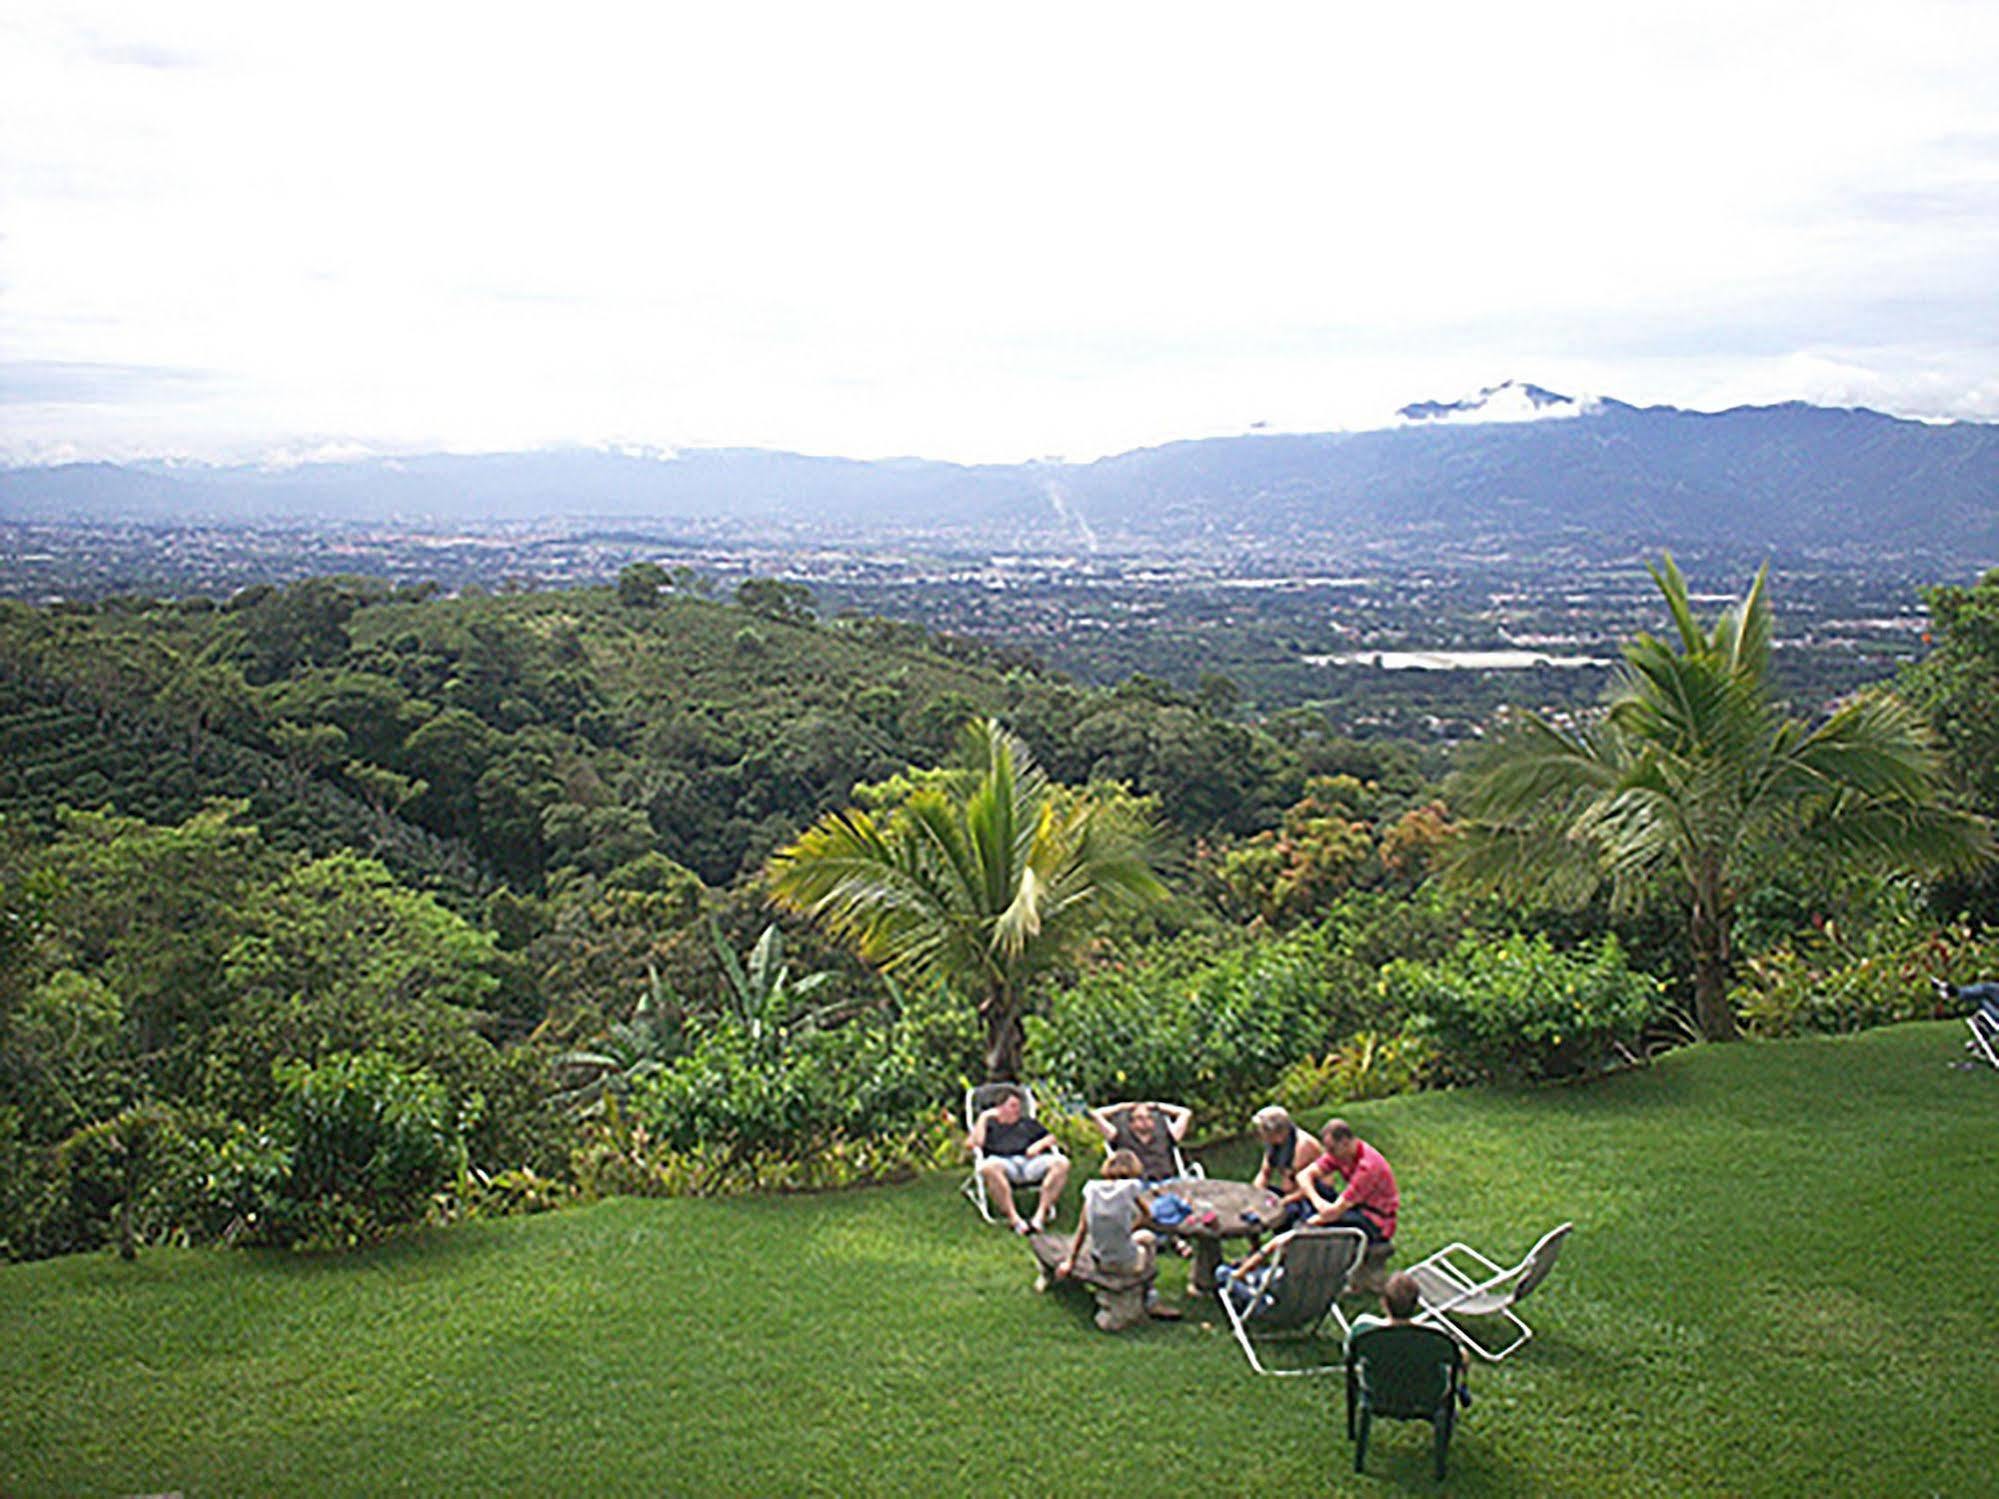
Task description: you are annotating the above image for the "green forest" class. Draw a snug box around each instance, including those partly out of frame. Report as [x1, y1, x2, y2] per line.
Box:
[3, 558, 1997, 1262]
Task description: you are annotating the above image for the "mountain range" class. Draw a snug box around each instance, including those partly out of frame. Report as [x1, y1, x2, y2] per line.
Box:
[5, 383, 1996, 554]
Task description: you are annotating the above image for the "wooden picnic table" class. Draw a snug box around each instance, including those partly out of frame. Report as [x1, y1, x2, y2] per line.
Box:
[1148, 1177, 1284, 1295]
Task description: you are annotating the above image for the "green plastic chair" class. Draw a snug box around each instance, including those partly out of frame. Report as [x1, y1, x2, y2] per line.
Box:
[1345, 1322, 1468, 1480]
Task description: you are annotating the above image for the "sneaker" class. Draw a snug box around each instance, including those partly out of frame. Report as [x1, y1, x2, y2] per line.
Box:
[1012, 1219, 1032, 1236]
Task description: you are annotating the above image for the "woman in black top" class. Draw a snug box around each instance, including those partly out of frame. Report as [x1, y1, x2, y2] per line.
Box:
[1250, 1104, 1317, 1226]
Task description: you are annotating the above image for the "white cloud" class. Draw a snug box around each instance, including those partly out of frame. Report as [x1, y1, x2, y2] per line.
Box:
[2, 0, 1997, 464]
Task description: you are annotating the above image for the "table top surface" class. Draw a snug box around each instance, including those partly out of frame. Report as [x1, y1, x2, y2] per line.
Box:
[1150, 1177, 1282, 1238]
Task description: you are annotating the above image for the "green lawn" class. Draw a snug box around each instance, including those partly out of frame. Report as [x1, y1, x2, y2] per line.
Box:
[3, 1023, 1994, 1496]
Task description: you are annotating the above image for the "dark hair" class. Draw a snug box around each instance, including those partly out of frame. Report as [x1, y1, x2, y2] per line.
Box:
[1383, 1272, 1421, 1320]
[1103, 1149, 1142, 1179]
[1321, 1118, 1355, 1147]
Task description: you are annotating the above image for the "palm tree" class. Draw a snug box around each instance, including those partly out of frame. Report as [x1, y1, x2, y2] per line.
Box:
[1448, 554, 1989, 1041]
[767, 717, 1167, 1080]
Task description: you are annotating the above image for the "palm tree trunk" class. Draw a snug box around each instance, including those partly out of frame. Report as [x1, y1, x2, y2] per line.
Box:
[981, 982, 1025, 1082]
[1689, 874, 1739, 1042]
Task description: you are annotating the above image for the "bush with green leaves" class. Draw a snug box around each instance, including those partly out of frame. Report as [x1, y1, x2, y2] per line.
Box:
[1025, 933, 1332, 1123]
[55, 1103, 193, 1260]
[210, 1051, 468, 1248]
[1386, 933, 1661, 1083]
[1273, 1030, 1436, 1114]
[1731, 912, 1999, 1038]
[622, 1018, 942, 1193]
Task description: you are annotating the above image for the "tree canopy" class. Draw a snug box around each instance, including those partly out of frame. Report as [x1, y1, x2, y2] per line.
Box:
[1447, 554, 1989, 1039]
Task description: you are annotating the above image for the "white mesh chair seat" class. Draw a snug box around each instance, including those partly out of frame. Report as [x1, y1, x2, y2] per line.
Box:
[1408, 1222, 1572, 1362]
[1407, 1262, 1512, 1318]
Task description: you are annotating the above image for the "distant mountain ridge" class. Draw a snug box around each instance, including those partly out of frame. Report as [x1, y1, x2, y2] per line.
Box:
[4, 390, 1996, 553]
[1397, 379, 1583, 422]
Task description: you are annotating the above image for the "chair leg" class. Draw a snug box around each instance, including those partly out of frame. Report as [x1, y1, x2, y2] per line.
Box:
[1353, 1409, 1370, 1473]
[1434, 1405, 1453, 1480]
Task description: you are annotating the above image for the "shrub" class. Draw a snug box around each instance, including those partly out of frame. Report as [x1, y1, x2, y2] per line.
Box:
[0, 1108, 67, 1262]
[1026, 936, 1330, 1124]
[1387, 933, 1660, 1083]
[210, 1051, 467, 1248]
[1274, 1030, 1435, 1115]
[620, 1018, 947, 1194]
[455, 1165, 575, 1219]
[55, 1104, 191, 1260]
[1731, 914, 1999, 1038]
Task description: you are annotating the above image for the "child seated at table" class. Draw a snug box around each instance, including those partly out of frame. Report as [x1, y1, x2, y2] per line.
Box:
[1213, 1236, 1283, 1314]
[1056, 1150, 1157, 1279]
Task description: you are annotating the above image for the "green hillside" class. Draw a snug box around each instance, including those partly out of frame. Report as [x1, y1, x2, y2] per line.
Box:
[4, 1023, 1993, 1497]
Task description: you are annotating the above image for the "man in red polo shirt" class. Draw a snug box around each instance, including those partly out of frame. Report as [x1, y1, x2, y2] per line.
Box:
[1299, 1117, 1398, 1244]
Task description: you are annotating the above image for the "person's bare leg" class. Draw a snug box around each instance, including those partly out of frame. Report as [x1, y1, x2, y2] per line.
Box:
[1033, 1157, 1070, 1229]
[982, 1161, 1023, 1228]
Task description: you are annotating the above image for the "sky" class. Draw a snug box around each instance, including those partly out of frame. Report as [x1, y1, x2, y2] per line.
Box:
[3, 0, 1998, 465]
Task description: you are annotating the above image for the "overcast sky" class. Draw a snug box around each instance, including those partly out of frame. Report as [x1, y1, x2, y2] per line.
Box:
[4, 1, 1997, 465]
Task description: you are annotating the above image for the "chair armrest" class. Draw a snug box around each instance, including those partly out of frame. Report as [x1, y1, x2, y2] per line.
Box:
[1417, 1242, 1506, 1277]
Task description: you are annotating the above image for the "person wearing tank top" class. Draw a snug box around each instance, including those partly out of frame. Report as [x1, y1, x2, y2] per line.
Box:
[1250, 1104, 1319, 1228]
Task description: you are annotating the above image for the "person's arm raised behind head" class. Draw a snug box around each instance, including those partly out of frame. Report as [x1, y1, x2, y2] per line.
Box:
[1161, 1103, 1193, 1141]
[1087, 1104, 1121, 1142]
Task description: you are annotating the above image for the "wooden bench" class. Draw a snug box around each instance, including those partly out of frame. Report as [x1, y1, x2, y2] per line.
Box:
[1027, 1231, 1158, 1331]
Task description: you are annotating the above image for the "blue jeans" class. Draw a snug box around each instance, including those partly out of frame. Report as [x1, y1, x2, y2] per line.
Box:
[1214, 1262, 1280, 1315]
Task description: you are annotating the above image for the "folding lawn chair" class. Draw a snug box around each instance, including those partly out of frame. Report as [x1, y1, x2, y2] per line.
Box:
[1964, 991, 1999, 1072]
[1346, 1322, 1469, 1480]
[961, 1082, 1042, 1223]
[1218, 1225, 1367, 1376]
[1933, 978, 1999, 1071]
[1407, 1222, 1572, 1362]
[1095, 1101, 1205, 1180]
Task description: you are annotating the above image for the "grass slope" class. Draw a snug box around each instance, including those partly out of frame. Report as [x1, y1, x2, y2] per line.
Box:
[4, 1023, 1994, 1496]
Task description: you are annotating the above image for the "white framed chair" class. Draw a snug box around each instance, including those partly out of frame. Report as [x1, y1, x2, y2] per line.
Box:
[1407, 1222, 1573, 1362]
[1217, 1225, 1367, 1376]
[961, 1082, 1042, 1223]
[1965, 995, 1999, 1071]
[1094, 1100, 1205, 1180]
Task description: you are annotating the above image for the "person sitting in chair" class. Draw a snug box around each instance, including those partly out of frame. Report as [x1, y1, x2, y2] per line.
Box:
[1213, 1232, 1284, 1314]
[969, 1085, 1070, 1235]
[1933, 975, 1999, 1006]
[1300, 1118, 1398, 1246]
[1345, 1271, 1446, 1351]
[1250, 1104, 1320, 1228]
[1089, 1100, 1191, 1184]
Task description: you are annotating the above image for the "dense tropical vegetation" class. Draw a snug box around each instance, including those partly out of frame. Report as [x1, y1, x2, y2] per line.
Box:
[1449, 556, 1989, 1038]
[0, 558, 1994, 1264]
